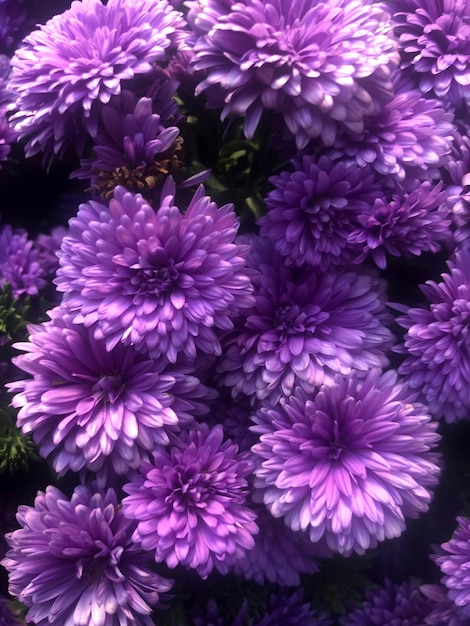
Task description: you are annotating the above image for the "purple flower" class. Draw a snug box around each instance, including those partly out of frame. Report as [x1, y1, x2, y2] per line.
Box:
[0, 0, 29, 55]
[55, 180, 254, 363]
[347, 180, 451, 269]
[73, 89, 183, 199]
[232, 502, 326, 586]
[0, 596, 23, 626]
[397, 247, 470, 423]
[329, 71, 455, 184]
[8, 0, 187, 164]
[258, 156, 382, 271]
[339, 579, 434, 625]
[8, 307, 211, 478]
[0, 224, 46, 298]
[189, 0, 398, 148]
[255, 590, 332, 626]
[219, 236, 393, 403]
[391, 0, 470, 105]
[122, 424, 258, 579]
[1, 485, 173, 626]
[421, 584, 470, 626]
[251, 370, 440, 555]
[433, 517, 470, 619]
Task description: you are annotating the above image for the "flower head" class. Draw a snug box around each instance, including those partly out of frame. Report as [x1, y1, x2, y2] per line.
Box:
[433, 516, 470, 619]
[122, 423, 258, 578]
[73, 89, 183, 199]
[8, 0, 187, 163]
[190, 0, 398, 148]
[391, 0, 470, 105]
[8, 307, 211, 478]
[330, 71, 455, 183]
[1, 485, 173, 626]
[251, 370, 440, 555]
[347, 180, 451, 269]
[397, 247, 470, 422]
[421, 583, 470, 626]
[339, 579, 434, 625]
[219, 236, 393, 403]
[0, 224, 46, 298]
[258, 156, 382, 271]
[56, 181, 254, 363]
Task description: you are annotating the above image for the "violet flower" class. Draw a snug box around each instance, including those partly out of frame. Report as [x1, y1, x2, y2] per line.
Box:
[55, 180, 254, 363]
[122, 424, 258, 579]
[8, 0, 187, 164]
[189, 0, 398, 148]
[251, 370, 441, 555]
[1, 485, 173, 626]
[397, 247, 470, 422]
[8, 307, 212, 478]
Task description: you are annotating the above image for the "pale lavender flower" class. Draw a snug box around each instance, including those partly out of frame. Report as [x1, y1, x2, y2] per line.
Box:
[190, 0, 398, 148]
[0, 224, 46, 297]
[433, 517, 470, 619]
[232, 502, 326, 586]
[258, 156, 382, 270]
[8, 0, 187, 164]
[339, 579, 433, 625]
[73, 89, 182, 199]
[122, 424, 258, 579]
[1, 485, 173, 626]
[251, 370, 440, 555]
[347, 180, 451, 269]
[397, 247, 470, 422]
[219, 236, 393, 404]
[55, 180, 254, 363]
[391, 0, 470, 105]
[8, 307, 211, 478]
[330, 71, 455, 184]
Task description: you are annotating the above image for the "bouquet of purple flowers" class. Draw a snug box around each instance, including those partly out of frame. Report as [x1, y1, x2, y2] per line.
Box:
[0, 0, 470, 624]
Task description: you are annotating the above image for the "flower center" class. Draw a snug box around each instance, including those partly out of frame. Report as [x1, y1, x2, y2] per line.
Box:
[92, 371, 124, 403]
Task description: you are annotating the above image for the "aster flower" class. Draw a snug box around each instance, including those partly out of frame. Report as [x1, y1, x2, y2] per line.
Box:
[258, 156, 382, 271]
[0, 224, 46, 298]
[219, 236, 393, 404]
[1, 485, 173, 626]
[255, 590, 332, 626]
[339, 579, 433, 625]
[251, 370, 441, 555]
[329, 71, 455, 184]
[8, 0, 187, 163]
[232, 502, 325, 587]
[8, 307, 211, 478]
[122, 423, 258, 579]
[347, 180, 451, 269]
[189, 0, 399, 148]
[433, 516, 470, 619]
[421, 583, 470, 626]
[391, 0, 470, 105]
[0, 0, 29, 55]
[73, 89, 183, 199]
[397, 247, 470, 422]
[55, 180, 255, 363]
[0, 596, 23, 626]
